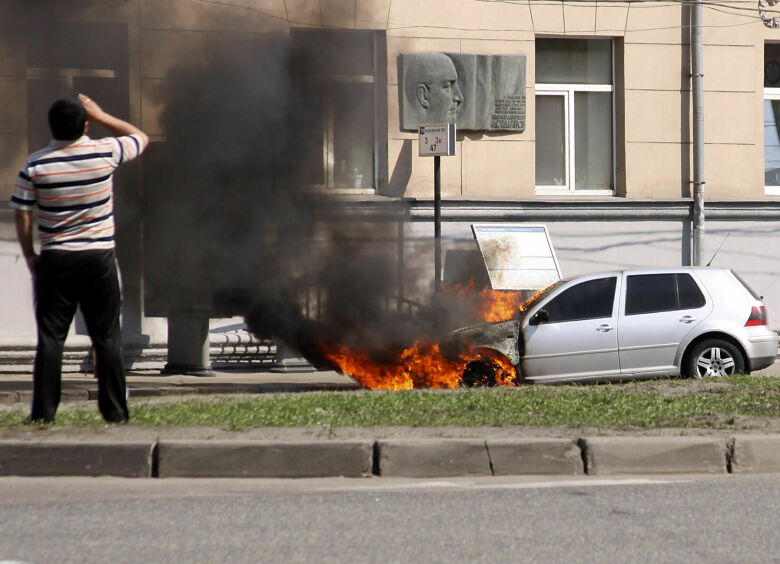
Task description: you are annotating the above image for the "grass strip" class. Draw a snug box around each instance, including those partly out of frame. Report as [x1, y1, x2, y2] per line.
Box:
[1, 374, 779, 431]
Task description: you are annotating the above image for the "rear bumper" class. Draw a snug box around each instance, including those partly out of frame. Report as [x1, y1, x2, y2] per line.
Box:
[749, 355, 777, 372]
[746, 333, 779, 371]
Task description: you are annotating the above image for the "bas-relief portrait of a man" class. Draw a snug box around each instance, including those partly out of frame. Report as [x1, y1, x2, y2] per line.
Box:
[401, 52, 464, 127]
[403, 53, 463, 124]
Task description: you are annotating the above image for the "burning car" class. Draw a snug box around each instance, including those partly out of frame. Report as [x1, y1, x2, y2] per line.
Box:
[450, 268, 778, 384]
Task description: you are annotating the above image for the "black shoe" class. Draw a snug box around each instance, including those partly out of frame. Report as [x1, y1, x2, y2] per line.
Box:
[103, 416, 128, 424]
[24, 415, 53, 425]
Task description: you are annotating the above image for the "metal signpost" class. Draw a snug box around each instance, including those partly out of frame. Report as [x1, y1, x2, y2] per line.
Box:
[418, 123, 456, 295]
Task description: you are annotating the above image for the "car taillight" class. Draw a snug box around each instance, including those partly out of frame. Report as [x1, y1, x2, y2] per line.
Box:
[745, 306, 768, 327]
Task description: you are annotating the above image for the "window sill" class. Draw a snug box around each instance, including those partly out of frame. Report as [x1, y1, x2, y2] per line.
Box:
[535, 188, 616, 197]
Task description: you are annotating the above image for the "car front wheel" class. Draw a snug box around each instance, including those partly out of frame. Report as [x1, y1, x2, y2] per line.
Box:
[685, 339, 745, 378]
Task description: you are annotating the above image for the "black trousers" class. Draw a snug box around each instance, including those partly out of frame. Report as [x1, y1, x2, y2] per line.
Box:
[31, 250, 128, 423]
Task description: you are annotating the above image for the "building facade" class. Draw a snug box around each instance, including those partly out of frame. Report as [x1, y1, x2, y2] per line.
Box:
[2, 0, 780, 370]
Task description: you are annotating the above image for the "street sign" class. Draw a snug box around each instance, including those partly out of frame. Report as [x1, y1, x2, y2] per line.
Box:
[418, 123, 456, 157]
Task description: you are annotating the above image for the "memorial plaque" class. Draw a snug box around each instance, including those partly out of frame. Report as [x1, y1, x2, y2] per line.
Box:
[400, 53, 526, 132]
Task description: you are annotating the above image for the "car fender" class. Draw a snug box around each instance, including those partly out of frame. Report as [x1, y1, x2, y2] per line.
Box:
[673, 319, 750, 368]
[448, 319, 521, 367]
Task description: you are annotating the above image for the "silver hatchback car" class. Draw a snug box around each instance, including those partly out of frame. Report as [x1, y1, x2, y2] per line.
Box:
[456, 268, 778, 383]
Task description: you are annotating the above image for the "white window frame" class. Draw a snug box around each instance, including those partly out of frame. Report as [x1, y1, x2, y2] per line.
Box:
[764, 88, 780, 196]
[535, 83, 615, 196]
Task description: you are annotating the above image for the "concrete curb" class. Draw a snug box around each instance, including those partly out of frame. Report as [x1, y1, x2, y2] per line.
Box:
[376, 439, 492, 477]
[156, 440, 374, 478]
[0, 436, 779, 478]
[0, 441, 154, 477]
[487, 438, 584, 476]
[731, 435, 780, 474]
[582, 437, 729, 475]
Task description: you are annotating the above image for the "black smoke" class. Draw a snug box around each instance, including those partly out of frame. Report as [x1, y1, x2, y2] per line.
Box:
[142, 30, 455, 363]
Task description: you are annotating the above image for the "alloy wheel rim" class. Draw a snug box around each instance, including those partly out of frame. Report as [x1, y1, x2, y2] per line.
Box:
[695, 347, 736, 378]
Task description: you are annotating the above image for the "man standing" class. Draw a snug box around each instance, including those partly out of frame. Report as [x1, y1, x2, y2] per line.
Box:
[10, 94, 149, 423]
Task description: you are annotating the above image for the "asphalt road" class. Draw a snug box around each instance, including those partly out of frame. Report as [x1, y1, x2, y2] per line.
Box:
[1, 474, 779, 563]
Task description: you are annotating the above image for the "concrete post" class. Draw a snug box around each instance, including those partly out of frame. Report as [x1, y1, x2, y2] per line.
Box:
[162, 313, 214, 376]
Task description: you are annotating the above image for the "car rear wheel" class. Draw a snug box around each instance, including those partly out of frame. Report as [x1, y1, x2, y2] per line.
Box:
[685, 339, 744, 379]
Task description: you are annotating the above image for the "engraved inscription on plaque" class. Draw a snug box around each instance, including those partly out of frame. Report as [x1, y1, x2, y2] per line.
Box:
[490, 95, 526, 130]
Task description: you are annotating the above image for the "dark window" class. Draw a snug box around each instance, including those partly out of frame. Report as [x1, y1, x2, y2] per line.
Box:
[677, 273, 706, 309]
[626, 273, 705, 315]
[289, 29, 386, 191]
[544, 277, 616, 323]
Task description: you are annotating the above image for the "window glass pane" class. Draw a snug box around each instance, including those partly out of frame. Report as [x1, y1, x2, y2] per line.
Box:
[765, 44, 780, 87]
[535, 95, 566, 186]
[765, 99, 780, 186]
[626, 274, 677, 315]
[575, 91, 613, 190]
[536, 38, 611, 85]
[677, 274, 706, 309]
[333, 82, 374, 189]
[544, 277, 616, 323]
[297, 90, 325, 185]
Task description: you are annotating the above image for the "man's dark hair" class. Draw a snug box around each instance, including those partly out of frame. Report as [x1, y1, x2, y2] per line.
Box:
[48, 97, 87, 140]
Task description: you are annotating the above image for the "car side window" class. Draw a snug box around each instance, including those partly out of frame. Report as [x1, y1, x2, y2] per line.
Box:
[543, 277, 617, 323]
[677, 273, 706, 309]
[626, 273, 705, 315]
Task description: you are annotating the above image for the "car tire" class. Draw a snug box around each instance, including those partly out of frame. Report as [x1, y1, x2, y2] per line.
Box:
[685, 339, 745, 379]
[461, 353, 521, 387]
[462, 357, 499, 387]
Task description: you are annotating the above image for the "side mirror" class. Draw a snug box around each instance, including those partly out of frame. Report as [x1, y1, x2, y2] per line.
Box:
[529, 309, 549, 326]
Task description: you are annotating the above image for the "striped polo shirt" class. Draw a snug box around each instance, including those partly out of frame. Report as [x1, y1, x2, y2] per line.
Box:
[9, 134, 145, 251]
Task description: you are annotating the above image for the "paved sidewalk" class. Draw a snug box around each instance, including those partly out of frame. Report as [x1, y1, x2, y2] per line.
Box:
[0, 366, 362, 403]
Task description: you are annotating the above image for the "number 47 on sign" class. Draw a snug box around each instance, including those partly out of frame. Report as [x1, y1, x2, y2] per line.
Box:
[418, 123, 456, 157]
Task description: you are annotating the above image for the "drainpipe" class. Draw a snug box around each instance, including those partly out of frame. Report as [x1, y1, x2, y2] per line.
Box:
[692, 0, 705, 265]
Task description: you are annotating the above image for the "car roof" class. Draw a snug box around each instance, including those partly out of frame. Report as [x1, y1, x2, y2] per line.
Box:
[562, 267, 729, 282]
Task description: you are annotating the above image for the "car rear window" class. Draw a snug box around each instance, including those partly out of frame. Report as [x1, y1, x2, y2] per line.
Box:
[626, 273, 705, 315]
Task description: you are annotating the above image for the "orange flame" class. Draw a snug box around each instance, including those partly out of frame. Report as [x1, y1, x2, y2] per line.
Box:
[443, 281, 544, 323]
[322, 341, 517, 390]
[318, 281, 546, 389]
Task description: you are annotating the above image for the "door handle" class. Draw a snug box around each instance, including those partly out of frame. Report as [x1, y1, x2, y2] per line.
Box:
[596, 324, 614, 332]
[679, 316, 696, 324]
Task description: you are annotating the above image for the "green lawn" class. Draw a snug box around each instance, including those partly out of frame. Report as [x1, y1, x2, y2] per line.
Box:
[2, 374, 779, 431]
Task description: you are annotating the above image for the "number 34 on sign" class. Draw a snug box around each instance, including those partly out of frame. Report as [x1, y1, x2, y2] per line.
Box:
[418, 123, 456, 157]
